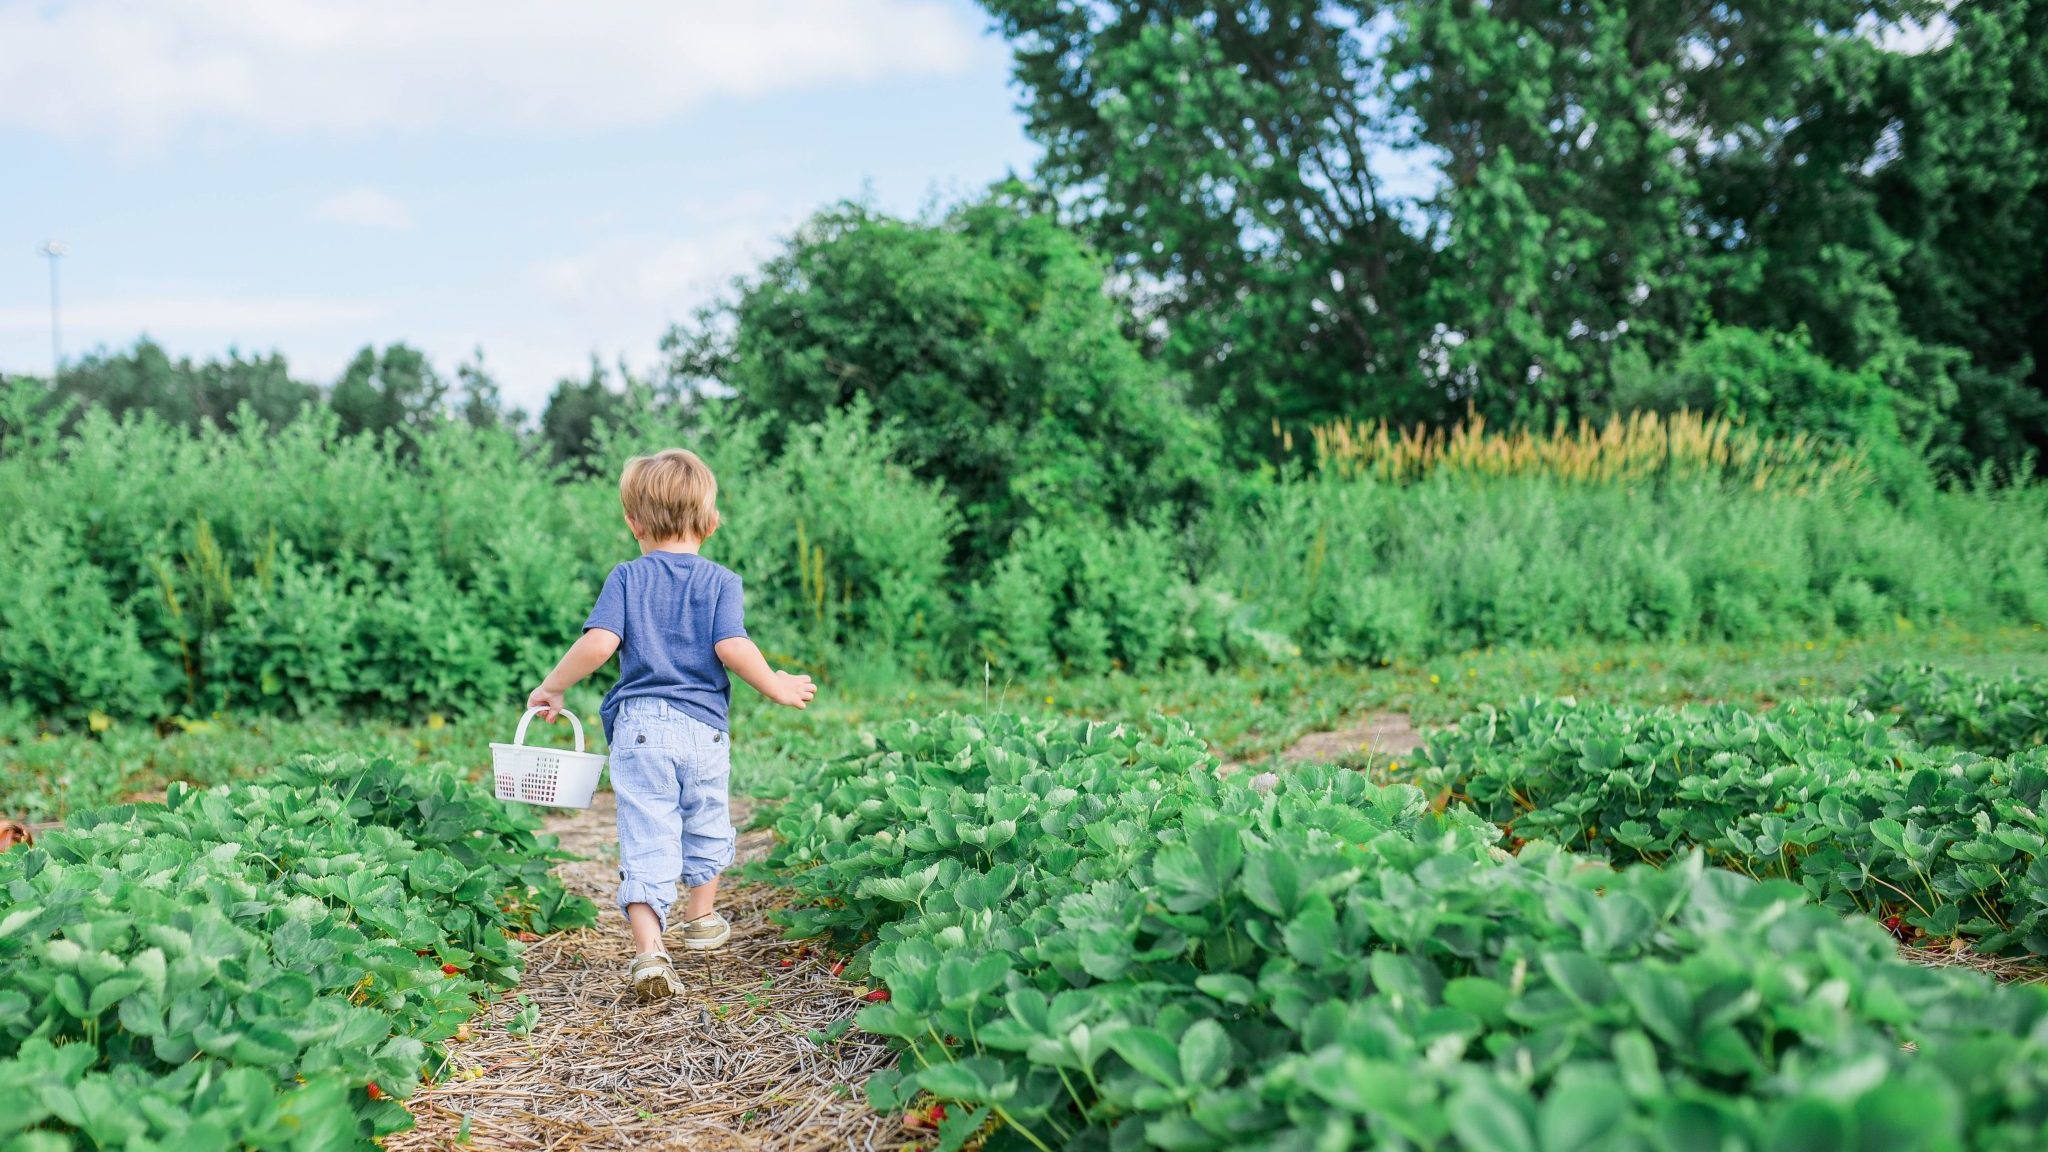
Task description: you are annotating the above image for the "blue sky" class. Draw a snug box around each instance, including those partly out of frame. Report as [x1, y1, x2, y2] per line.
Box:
[0, 1, 1038, 410]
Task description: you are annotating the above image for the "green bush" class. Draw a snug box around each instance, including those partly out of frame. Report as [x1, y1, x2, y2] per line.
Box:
[666, 193, 1224, 567]
[971, 520, 1288, 678]
[6, 375, 2047, 722]
[759, 714, 2048, 1152]
[1209, 469, 2048, 660]
[0, 403, 957, 723]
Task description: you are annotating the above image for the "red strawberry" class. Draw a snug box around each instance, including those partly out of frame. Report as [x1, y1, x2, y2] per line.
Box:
[929, 1104, 947, 1123]
[442, 963, 462, 976]
[862, 988, 891, 1002]
[366, 1083, 386, 1101]
[778, 959, 794, 969]
[830, 960, 847, 978]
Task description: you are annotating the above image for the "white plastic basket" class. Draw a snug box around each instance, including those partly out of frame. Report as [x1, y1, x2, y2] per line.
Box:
[490, 707, 608, 809]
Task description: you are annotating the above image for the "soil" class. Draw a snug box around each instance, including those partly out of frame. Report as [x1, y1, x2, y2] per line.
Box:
[1276, 712, 1424, 765]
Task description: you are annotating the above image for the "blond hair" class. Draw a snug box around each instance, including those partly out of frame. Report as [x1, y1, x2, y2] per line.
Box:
[619, 449, 721, 541]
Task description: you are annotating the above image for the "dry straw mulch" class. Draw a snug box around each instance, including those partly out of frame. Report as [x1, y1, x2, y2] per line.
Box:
[391, 794, 911, 1152]
[1902, 939, 2048, 986]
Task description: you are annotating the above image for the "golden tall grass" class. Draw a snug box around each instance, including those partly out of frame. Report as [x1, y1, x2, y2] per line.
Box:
[1310, 409, 1865, 492]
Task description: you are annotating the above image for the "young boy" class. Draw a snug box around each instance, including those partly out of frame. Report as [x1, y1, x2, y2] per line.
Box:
[526, 448, 816, 1001]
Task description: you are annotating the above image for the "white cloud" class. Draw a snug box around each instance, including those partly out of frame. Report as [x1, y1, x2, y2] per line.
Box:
[492, 202, 796, 406]
[0, 294, 385, 334]
[312, 186, 412, 230]
[529, 192, 793, 326]
[0, 1, 981, 147]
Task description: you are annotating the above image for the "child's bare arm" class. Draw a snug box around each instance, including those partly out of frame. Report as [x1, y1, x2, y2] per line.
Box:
[715, 637, 816, 709]
[526, 628, 622, 721]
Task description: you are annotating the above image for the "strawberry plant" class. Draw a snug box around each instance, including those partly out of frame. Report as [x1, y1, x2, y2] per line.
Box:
[0, 754, 594, 1150]
[1417, 696, 2048, 953]
[761, 714, 2048, 1151]
[1860, 664, 2048, 756]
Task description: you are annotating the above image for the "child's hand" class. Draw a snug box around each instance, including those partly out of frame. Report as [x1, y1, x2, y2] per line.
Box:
[526, 684, 566, 722]
[771, 671, 817, 710]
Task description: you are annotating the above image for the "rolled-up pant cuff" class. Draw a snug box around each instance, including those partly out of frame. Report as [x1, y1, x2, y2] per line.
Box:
[618, 876, 676, 932]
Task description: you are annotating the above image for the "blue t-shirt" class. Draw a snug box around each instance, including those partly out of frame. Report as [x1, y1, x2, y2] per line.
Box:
[583, 551, 748, 740]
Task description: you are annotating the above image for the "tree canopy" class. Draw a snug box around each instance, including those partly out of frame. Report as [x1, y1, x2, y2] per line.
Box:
[665, 192, 1221, 563]
[977, 0, 2048, 468]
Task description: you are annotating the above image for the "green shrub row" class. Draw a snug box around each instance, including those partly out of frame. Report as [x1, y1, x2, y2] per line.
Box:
[1212, 477, 2048, 663]
[1860, 664, 2048, 755]
[1416, 697, 2048, 954]
[6, 400, 2048, 727]
[758, 715, 2048, 1152]
[0, 403, 956, 725]
[0, 756, 595, 1151]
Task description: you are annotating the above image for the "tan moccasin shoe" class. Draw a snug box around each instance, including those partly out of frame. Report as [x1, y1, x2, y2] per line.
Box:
[678, 912, 731, 952]
[629, 951, 682, 1001]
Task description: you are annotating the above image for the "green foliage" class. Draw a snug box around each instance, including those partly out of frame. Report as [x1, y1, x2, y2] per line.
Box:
[1609, 327, 1905, 455]
[980, 0, 2048, 471]
[666, 193, 1222, 563]
[9, 392, 2048, 723]
[1860, 663, 2048, 754]
[328, 344, 447, 441]
[973, 519, 1292, 678]
[978, 0, 1439, 447]
[0, 711, 550, 825]
[1211, 467, 2048, 660]
[1871, 0, 2048, 470]
[762, 714, 2048, 1150]
[0, 755, 594, 1150]
[0, 405, 955, 724]
[1416, 694, 2048, 953]
[45, 339, 320, 432]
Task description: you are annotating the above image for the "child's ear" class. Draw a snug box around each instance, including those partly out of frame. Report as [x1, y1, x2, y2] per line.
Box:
[623, 514, 644, 539]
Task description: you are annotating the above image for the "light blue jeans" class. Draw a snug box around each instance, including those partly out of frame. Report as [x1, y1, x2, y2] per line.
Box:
[610, 697, 736, 930]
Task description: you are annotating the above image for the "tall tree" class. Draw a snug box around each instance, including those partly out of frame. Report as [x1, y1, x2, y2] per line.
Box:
[979, 1, 1440, 452]
[52, 338, 318, 430]
[329, 343, 447, 438]
[539, 358, 626, 472]
[978, 1, 1988, 453]
[1871, 0, 2048, 468]
[454, 348, 522, 432]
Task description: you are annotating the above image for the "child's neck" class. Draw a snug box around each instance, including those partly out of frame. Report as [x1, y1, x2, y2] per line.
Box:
[640, 537, 702, 556]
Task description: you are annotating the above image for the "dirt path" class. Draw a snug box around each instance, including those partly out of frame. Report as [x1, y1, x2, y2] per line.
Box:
[1221, 711, 1425, 783]
[1276, 712, 1423, 766]
[392, 794, 908, 1152]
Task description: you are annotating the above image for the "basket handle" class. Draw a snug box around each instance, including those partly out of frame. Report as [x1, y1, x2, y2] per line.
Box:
[513, 706, 587, 752]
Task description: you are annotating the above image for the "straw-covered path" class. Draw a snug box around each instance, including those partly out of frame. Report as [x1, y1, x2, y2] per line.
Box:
[391, 793, 912, 1152]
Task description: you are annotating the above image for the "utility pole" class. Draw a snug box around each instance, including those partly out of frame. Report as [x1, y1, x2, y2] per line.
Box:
[39, 240, 66, 380]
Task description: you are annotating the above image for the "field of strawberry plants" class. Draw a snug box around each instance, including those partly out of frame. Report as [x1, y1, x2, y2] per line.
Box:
[0, 756, 593, 1151]
[1860, 664, 2047, 755]
[759, 713, 2048, 1152]
[1416, 666, 2048, 954]
[5, 638, 2047, 1150]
